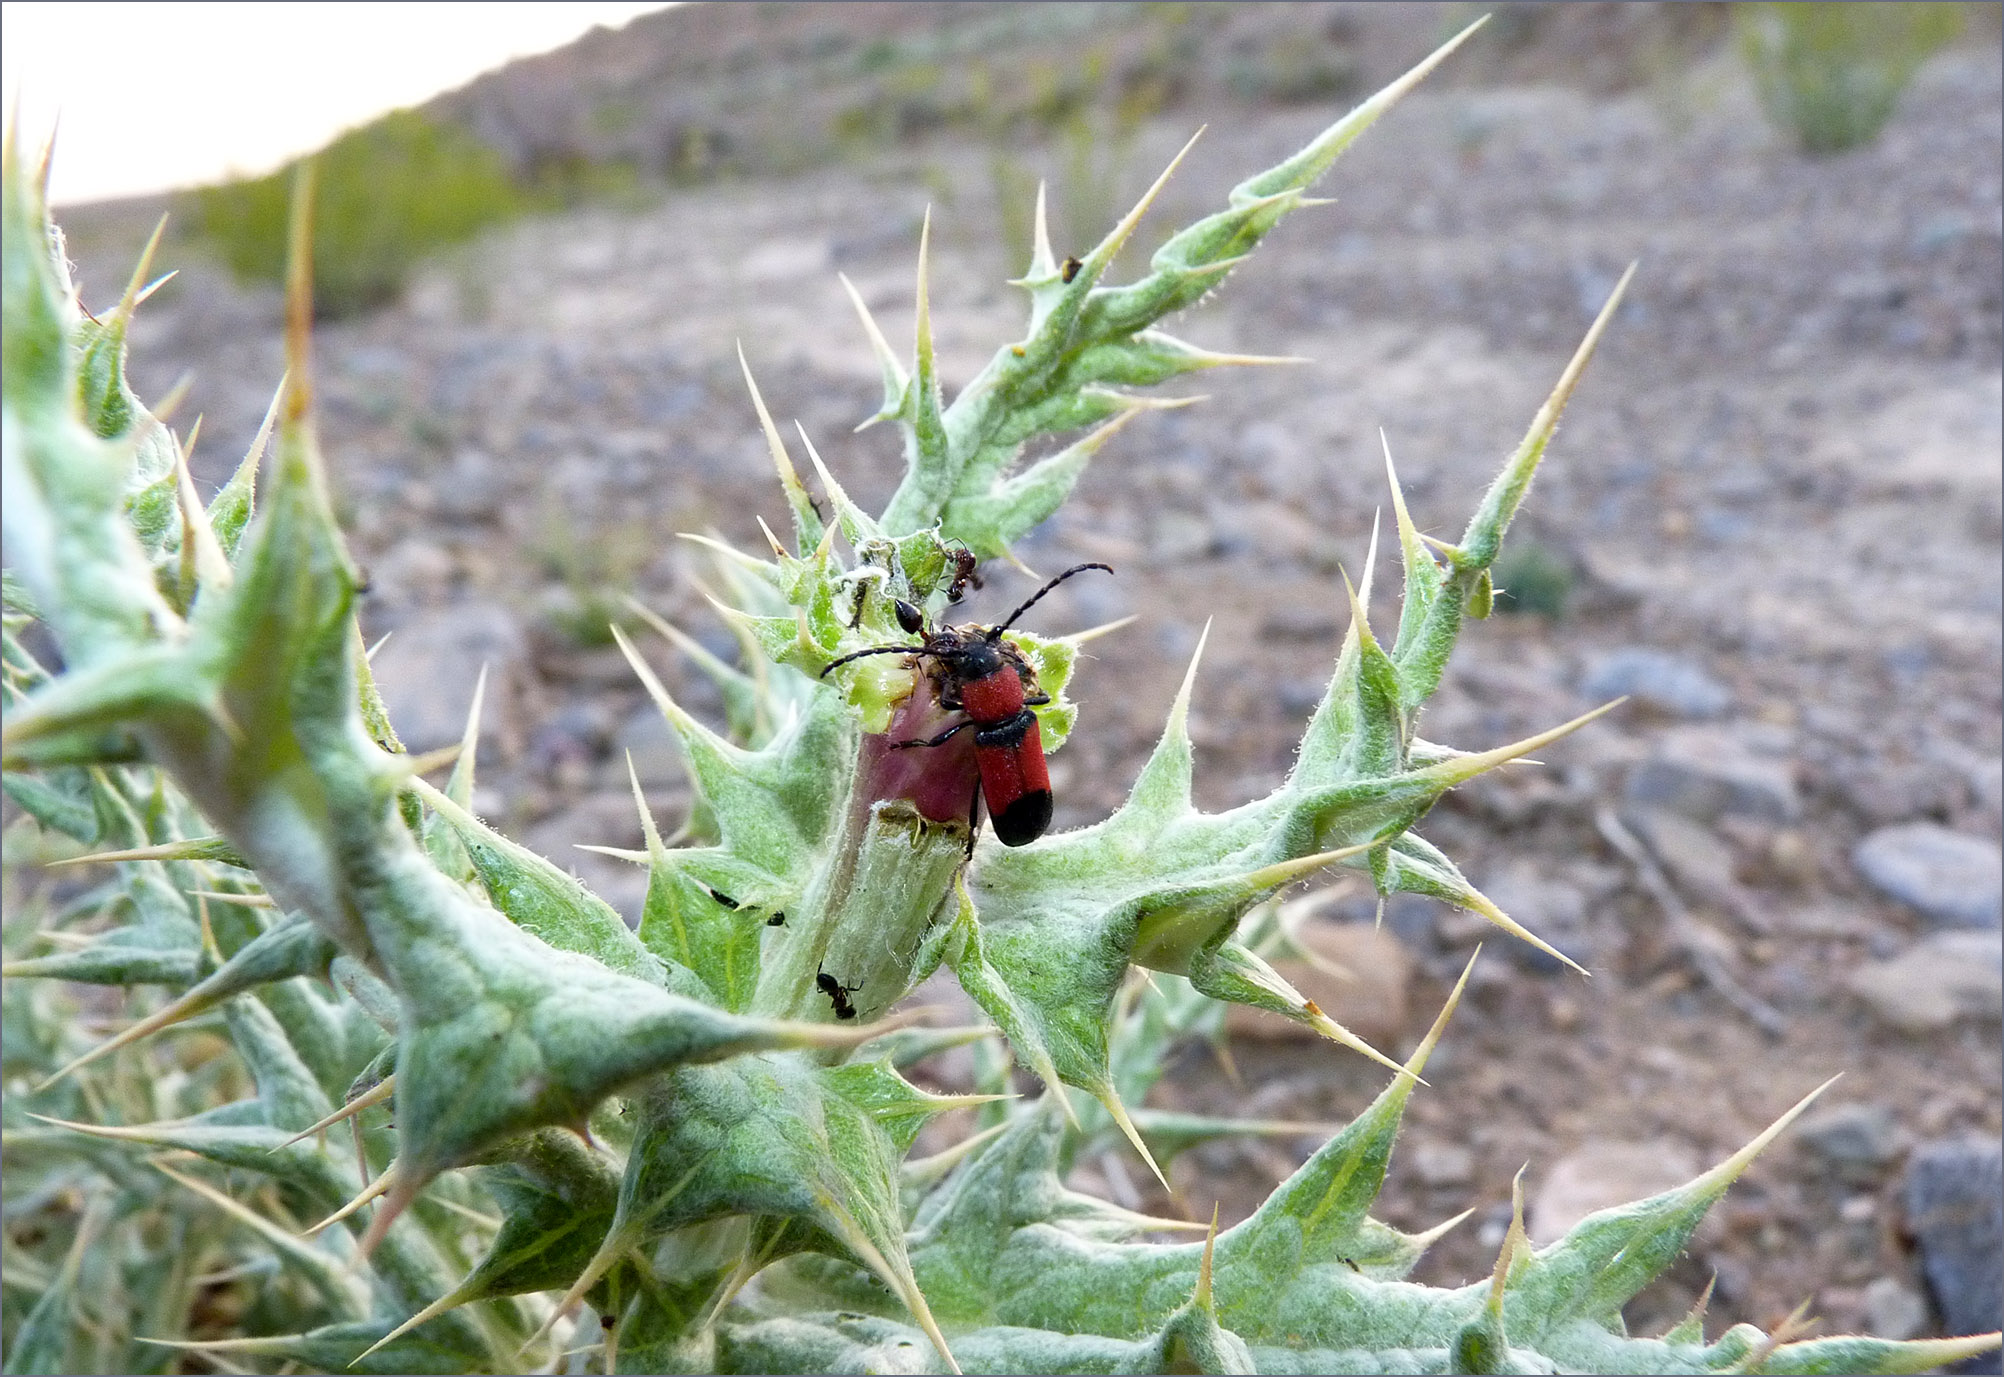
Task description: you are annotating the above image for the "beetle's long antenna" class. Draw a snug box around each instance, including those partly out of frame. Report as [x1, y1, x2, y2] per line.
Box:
[990, 563, 1113, 640]
[821, 644, 929, 676]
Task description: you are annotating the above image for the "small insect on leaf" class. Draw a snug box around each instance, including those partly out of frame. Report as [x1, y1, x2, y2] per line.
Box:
[816, 967, 863, 1019]
[946, 545, 979, 603]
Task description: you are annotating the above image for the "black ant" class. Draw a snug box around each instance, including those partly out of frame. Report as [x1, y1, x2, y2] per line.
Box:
[816, 966, 863, 1020]
[945, 545, 980, 604]
[850, 547, 980, 631]
[708, 885, 786, 927]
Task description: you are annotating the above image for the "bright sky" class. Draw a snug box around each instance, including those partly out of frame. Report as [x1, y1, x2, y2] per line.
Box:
[2, 2, 675, 206]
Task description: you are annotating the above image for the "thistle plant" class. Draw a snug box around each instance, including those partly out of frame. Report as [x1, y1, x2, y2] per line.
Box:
[3, 20, 1998, 1376]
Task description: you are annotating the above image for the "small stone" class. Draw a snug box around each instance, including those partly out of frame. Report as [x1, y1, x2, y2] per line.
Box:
[1764, 828, 1819, 888]
[1573, 545, 1650, 612]
[1798, 1102, 1909, 1182]
[529, 698, 617, 778]
[1408, 1141, 1476, 1189]
[1863, 1276, 1930, 1342]
[1212, 500, 1328, 564]
[1580, 647, 1730, 718]
[1904, 1137, 2004, 1340]
[1636, 1044, 1687, 1077]
[1329, 891, 1441, 956]
[1854, 823, 2003, 930]
[1841, 1195, 1880, 1225]
[530, 636, 630, 689]
[604, 703, 685, 790]
[1835, 760, 1969, 828]
[1260, 607, 1343, 643]
[368, 600, 530, 754]
[1625, 808, 1745, 911]
[1969, 758, 2004, 816]
[367, 540, 459, 609]
[1624, 727, 1801, 824]
[1778, 902, 1871, 939]
[1238, 419, 1323, 500]
[736, 235, 832, 283]
[431, 448, 507, 523]
[1529, 1139, 1702, 1246]
[1146, 510, 1215, 565]
[1222, 920, 1412, 1047]
[1277, 677, 1326, 715]
[1476, 1208, 1510, 1252]
[1847, 931, 2004, 1034]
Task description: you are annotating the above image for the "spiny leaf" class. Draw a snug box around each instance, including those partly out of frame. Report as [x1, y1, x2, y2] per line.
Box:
[0, 1190, 109, 1376]
[272, 1072, 394, 1150]
[1223, 954, 1469, 1286]
[0, 769, 98, 842]
[626, 752, 763, 1009]
[538, 1054, 961, 1370]
[840, 271, 909, 429]
[1517, 1077, 1840, 1329]
[738, 342, 825, 553]
[42, 833, 248, 868]
[206, 373, 284, 560]
[368, 904, 891, 1254]
[136, 1322, 484, 1376]
[36, 914, 335, 1089]
[611, 623, 851, 879]
[353, 1130, 627, 1365]
[28, 1114, 357, 1202]
[411, 776, 668, 986]
[148, 1158, 368, 1318]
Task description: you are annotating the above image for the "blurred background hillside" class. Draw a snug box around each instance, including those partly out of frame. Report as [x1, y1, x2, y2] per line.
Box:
[15, 0, 2004, 1354]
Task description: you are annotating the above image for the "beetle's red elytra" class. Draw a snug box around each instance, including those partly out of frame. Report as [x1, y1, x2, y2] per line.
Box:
[821, 562, 1111, 847]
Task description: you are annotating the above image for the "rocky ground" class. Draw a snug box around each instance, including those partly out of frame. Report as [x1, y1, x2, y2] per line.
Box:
[51, 9, 2003, 1354]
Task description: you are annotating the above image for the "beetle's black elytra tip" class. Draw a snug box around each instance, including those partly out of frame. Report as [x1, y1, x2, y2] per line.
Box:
[992, 790, 1054, 847]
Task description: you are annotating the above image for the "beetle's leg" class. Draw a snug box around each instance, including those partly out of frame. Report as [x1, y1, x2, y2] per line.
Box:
[1023, 691, 1051, 707]
[964, 777, 982, 858]
[889, 720, 973, 750]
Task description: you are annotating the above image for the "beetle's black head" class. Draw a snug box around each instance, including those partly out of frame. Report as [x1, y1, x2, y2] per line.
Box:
[925, 625, 1008, 681]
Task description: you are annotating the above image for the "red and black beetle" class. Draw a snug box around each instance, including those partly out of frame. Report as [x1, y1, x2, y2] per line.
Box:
[821, 562, 1111, 848]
